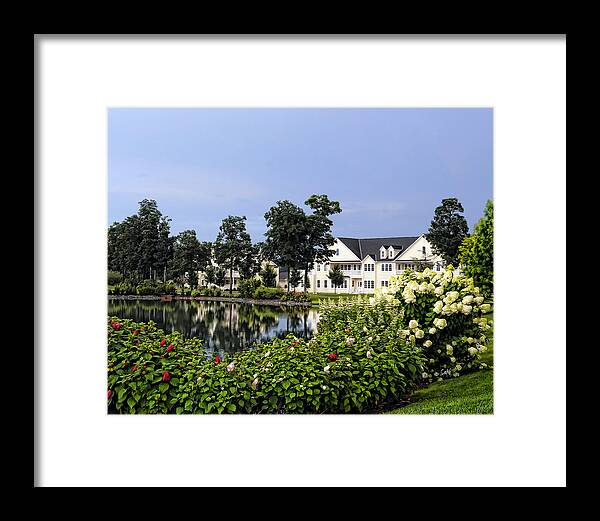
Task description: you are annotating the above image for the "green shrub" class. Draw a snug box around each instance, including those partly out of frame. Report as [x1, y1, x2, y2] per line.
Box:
[280, 292, 312, 303]
[253, 286, 285, 300]
[386, 267, 492, 381]
[108, 271, 123, 286]
[238, 278, 262, 298]
[107, 304, 424, 414]
[191, 289, 201, 297]
[112, 281, 137, 295]
[459, 200, 493, 297]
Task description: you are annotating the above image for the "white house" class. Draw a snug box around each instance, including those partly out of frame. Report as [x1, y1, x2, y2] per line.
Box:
[283, 235, 443, 294]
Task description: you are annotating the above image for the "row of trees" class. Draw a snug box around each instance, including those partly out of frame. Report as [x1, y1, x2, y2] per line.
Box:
[107, 195, 341, 294]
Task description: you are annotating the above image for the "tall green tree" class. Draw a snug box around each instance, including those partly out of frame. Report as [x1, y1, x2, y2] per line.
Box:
[459, 200, 493, 297]
[426, 197, 469, 266]
[288, 268, 303, 292]
[263, 201, 308, 292]
[237, 242, 262, 280]
[107, 199, 172, 281]
[299, 195, 342, 291]
[259, 264, 277, 287]
[327, 264, 345, 293]
[168, 231, 211, 289]
[214, 216, 253, 295]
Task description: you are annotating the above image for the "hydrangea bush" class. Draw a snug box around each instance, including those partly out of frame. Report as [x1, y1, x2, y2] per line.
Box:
[107, 300, 425, 414]
[378, 266, 492, 382]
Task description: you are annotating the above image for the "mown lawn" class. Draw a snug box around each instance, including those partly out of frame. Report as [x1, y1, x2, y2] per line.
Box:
[388, 314, 494, 415]
[311, 293, 365, 305]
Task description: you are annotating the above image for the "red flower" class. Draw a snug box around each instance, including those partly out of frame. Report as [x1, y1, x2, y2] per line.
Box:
[162, 371, 171, 382]
[166, 344, 174, 352]
[111, 322, 121, 331]
[328, 353, 338, 361]
[215, 356, 221, 365]
[132, 364, 139, 372]
[107, 390, 112, 399]
[133, 330, 139, 336]
[160, 339, 167, 346]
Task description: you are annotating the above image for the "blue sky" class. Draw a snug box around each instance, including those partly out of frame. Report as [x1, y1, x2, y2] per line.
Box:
[109, 108, 492, 242]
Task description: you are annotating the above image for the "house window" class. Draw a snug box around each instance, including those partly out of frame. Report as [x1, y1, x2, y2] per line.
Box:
[380, 249, 386, 259]
[364, 280, 374, 289]
[336, 249, 339, 256]
[359, 281, 362, 287]
[317, 264, 320, 271]
[317, 280, 321, 288]
[343, 279, 348, 288]
[381, 280, 388, 287]
[422, 246, 426, 255]
[324, 280, 328, 288]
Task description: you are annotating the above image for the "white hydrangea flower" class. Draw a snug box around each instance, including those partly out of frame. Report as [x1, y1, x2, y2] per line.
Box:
[433, 318, 447, 329]
[346, 337, 355, 346]
[434, 286, 444, 296]
[462, 305, 472, 314]
[450, 356, 456, 363]
[462, 295, 474, 305]
[422, 372, 429, 379]
[424, 340, 432, 348]
[474, 296, 484, 305]
[468, 346, 478, 356]
[402, 289, 416, 304]
[429, 327, 437, 335]
[480, 304, 492, 313]
[418, 282, 429, 293]
[366, 350, 372, 359]
[446, 345, 453, 355]
[409, 335, 416, 343]
[415, 329, 424, 339]
[467, 337, 475, 344]
[409, 319, 419, 329]
[226, 362, 235, 372]
[433, 301, 444, 314]
[324, 365, 330, 373]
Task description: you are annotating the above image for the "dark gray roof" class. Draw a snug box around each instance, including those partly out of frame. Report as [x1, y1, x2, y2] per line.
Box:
[338, 236, 420, 261]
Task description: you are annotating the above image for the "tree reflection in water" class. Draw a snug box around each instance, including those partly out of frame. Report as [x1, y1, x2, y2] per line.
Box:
[108, 299, 318, 357]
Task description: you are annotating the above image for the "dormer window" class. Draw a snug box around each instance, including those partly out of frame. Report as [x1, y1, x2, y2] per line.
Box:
[388, 246, 394, 257]
[380, 247, 386, 259]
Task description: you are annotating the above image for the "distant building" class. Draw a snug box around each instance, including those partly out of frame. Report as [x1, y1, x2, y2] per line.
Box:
[286, 235, 443, 294]
[196, 235, 442, 294]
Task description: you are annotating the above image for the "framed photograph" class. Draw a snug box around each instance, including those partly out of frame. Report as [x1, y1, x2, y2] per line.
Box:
[35, 35, 566, 486]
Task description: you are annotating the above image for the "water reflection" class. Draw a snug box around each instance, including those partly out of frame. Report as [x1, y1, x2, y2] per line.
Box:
[108, 298, 319, 357]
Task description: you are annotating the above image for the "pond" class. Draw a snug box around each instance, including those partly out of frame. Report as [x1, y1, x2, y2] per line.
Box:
[108, 298, 319, 356]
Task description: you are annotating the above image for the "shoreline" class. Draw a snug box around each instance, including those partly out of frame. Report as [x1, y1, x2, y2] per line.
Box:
[108, 294, 313, 307]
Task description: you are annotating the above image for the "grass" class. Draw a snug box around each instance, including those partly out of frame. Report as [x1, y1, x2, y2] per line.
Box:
[388, 314, 494, 415]
[310, 292, 365, 305]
